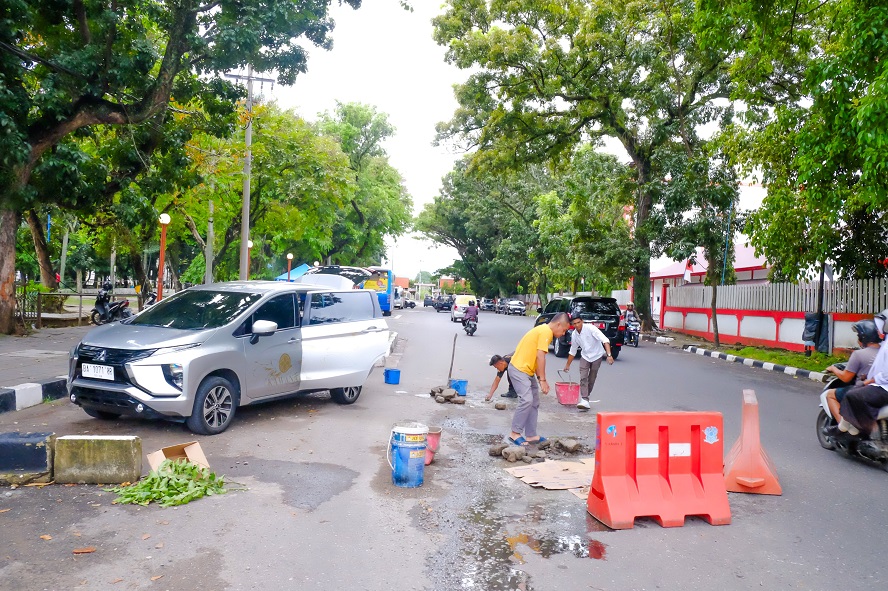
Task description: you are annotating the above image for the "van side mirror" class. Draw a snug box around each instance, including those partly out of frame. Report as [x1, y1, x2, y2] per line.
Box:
[250, 319, 278, 345]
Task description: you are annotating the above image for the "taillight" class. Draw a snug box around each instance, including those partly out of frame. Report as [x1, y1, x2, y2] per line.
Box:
[453, 305, 457, 310]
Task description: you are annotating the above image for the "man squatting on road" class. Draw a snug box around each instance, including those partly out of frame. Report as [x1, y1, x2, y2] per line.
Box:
[562, 315, 613, 410]
[506, 312, 571, 446]
[486, 354, 518, 400]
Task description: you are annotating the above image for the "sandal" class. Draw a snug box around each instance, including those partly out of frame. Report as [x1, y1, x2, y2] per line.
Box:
[526, 436, 547, 444]
[508, 436, 528, 446]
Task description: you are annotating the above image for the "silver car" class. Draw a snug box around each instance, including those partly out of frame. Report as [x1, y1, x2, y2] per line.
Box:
[67, 281, 390, 434]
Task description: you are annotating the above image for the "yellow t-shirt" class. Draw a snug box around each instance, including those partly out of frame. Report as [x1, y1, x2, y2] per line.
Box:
[511, 324, 554, 376]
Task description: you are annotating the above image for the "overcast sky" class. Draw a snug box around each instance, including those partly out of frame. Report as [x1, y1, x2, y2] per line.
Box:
[270, 1, 764, 279]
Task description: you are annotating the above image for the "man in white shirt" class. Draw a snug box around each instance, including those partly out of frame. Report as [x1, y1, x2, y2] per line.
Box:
[562, 316, 614, 410]
[839, 311, 888, 435]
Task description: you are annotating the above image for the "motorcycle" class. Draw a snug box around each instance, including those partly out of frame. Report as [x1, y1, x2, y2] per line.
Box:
[463, 316, 478, 337]
[91, 284, 134, 325]
[816, 363, 888, 471]
[142, 291, 157, 308]
[625, 319, 641, 347]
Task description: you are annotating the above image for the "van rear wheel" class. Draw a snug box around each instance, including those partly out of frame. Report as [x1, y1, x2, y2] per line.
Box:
[186, 376, 238, 435]
[331, 385, 361, 405]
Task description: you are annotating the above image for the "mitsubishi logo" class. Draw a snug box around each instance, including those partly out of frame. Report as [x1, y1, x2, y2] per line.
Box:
[94, 349, 107, 363]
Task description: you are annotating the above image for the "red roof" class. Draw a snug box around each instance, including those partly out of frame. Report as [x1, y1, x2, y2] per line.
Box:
[650, 244, 768, 279]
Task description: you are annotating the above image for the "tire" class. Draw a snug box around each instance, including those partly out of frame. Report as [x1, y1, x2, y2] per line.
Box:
[553, 337, 569, 358]
[633, 334, 639, 347]
[186, 376, 238, 435]
[611, 348, 620, 360]
[816, 409, 837, 450]
[331, 385, 362, 405]
[83, 407, 120, 420]
[90, 310, 104, 325]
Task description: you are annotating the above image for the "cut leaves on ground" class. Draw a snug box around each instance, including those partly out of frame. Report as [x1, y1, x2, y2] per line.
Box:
[106, 459, 227, 507]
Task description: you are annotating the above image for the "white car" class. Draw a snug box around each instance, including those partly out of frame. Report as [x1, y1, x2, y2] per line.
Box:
[68, 281, 390, 435]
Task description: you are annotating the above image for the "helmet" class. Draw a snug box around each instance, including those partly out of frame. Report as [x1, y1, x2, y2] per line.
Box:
[469, 300, 475, 306]
[852, 319, 882, 346]
[102, 281, 112, 291]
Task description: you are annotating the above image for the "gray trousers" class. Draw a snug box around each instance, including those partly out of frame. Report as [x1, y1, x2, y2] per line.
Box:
[579, 356, 603, 400]
[508, 365, 539, 438]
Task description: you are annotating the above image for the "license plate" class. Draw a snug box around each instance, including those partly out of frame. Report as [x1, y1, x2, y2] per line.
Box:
[82, 363, 114, 380]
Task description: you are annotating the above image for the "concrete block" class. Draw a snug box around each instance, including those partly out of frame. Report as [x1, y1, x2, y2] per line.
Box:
[40, 378, 68, 401]
[0, 431, 55, 486]
[54, 435, 142, 484]
[14, 383, 42, 410]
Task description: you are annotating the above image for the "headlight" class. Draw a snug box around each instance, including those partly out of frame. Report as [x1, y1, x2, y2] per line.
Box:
[162, 363, 184, 390]
[152, 343, 201, 357]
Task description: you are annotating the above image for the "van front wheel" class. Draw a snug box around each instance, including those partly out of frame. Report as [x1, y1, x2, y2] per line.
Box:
[187, 376, 238, 435]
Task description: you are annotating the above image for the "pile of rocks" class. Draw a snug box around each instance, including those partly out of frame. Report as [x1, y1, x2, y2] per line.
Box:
[489, 438, 585, 463]
[429, 386, 466, 405]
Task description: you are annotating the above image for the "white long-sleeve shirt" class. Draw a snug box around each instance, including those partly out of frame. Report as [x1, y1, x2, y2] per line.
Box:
[568, 324, 610, 363]
[867, 338, 888, 391]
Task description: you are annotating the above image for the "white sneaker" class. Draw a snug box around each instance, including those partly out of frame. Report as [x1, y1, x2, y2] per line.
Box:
[577, 399, 591, 410]
[838, 419, 860, 436]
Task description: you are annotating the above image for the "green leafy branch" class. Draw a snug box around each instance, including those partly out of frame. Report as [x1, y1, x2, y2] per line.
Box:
[106, 459, 228, 507]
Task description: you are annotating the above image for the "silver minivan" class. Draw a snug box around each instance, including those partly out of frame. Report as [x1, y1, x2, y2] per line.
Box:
[67, 281, 390, 434]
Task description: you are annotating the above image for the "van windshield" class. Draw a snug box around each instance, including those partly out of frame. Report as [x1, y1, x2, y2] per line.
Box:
[130, 290, 263, 329]
[573, 300, 617, 316]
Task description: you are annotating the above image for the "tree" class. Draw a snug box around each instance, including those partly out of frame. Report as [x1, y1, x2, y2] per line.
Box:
[0, 0, 363, 333]
[318, 103, 413, 265]
[433, 0, 732, 328]
[700, 0, 888, 279]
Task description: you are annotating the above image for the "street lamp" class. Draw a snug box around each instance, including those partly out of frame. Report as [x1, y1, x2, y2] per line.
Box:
[286, 253, 294, 282]
[247, 240, 254, 279]
[157, 213, 171, 301]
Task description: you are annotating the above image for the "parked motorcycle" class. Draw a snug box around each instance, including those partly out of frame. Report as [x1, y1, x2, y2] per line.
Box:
[816, 364, 888, 471]
[463, 317, 478, 337]
[625, 319, 641, 347]
[90, 282, 134, 325]
[142, 291, 157, 308]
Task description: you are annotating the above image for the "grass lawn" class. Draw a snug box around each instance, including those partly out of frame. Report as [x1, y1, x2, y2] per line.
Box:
[722, 346, 848, 372]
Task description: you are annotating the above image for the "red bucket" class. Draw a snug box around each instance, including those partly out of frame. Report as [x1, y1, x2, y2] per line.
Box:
[555, 370, 580, 405]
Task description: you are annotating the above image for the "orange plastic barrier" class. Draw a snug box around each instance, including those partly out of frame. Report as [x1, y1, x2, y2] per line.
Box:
[587, 412, 732, 529]
[723, 389, 782, 495]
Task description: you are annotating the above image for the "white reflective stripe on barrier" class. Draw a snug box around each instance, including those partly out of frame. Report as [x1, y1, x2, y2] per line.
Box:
[636, 443, 692, 458]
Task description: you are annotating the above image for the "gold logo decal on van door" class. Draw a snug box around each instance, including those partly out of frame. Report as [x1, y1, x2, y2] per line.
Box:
[278, 354, 292, 373]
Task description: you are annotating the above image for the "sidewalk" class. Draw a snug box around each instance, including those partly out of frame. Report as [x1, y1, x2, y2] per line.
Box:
[0, 325, 93, 413]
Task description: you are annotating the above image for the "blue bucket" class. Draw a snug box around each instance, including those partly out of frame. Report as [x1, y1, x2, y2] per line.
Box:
[449, 378, 468, 396]
[384, 368, 401, 384]
[387, 422, 428, 488]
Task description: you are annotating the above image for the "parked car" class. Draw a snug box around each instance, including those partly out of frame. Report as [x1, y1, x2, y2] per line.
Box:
[423, 296, 435, 307]
[480, 297, 495, 311]
[534, 296, 624, 359]
[67, 281, 390, 435]
[506, 300, 526, 316]
[450, 294, 478, 322]
[495, 299, 508, 314]
[403, 296, 416, 309]
[434, 297, 454, 313]
[393, 291, 404, 309]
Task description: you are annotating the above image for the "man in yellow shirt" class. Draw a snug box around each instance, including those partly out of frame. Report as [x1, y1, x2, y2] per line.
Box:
[507, 312, 571, 446]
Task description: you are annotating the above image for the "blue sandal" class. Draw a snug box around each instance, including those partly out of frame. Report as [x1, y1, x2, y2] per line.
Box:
[527, 436, 547, 444]
[508, 436, 528, 446]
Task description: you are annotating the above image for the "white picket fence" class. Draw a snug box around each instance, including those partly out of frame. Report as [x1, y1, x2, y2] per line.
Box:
[667, 277, 888, 314]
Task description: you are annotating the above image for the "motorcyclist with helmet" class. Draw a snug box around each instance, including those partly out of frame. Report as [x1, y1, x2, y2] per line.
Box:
[95, 281, 114, 322]
[837, 310, 888, 436]
[824, 319, 882, 427]
[463, 300, 479, 325]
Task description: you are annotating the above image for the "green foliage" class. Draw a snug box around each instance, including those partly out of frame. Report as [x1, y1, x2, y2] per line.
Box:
[106, 459, 227, 507]
[722, 347, 848, 373]
[702, 0, 888, 280]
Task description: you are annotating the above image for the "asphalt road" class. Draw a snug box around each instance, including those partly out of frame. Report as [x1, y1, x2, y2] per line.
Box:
[0, 306, 885, 590]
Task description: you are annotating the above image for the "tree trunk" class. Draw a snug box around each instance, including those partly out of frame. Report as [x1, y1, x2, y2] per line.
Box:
[26, 209, 58, 289]
[632, 165, 655, 332]
[0, 209, 20, 334]
[60, 226, 70, 289]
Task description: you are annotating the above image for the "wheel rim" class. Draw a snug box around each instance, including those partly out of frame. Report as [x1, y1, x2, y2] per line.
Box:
[203, 385, 233, 428]
[342, 386, 360, 402]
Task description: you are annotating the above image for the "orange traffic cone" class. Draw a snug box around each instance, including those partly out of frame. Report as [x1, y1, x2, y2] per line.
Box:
[724, 389, 782, 495]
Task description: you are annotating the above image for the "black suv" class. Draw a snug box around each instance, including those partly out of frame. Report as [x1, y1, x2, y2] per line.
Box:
[434, 296, 454, 313]
[480, 297, 495, 311]
[534, 296, 624, 359]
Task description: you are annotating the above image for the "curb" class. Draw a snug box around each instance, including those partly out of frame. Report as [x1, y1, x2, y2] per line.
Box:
[0, 378, 68, 415]
[682, 345, 827, 384]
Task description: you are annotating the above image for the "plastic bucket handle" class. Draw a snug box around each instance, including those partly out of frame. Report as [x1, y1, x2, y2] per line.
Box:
[558, 369, 576, 386]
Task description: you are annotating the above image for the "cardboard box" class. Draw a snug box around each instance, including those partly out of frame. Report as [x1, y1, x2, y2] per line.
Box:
[146, 441, 210, 472]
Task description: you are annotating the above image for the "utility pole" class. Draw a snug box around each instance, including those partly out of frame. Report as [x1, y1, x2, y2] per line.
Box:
[225, 67, 275, 280]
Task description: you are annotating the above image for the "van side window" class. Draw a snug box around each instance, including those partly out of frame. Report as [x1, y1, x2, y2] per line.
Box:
[248, 294, 296, 333]
[308, 292, 373, 324]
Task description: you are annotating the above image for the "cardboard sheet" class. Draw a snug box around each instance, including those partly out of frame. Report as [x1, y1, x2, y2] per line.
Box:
[504, 458, 595, 491]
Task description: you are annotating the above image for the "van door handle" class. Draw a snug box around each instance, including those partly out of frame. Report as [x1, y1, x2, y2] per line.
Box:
[288, 337, 301, 343]
[363, 327, 381, 332]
